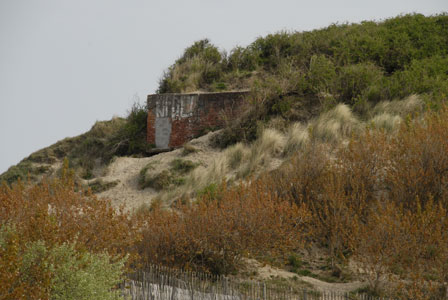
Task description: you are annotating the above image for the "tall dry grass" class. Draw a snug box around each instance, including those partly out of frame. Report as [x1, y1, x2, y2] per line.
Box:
[369, 113, 402, 131]
[311, 104, 361, 143]
[156, 98, 414, 206]
[371, 94, 424, 118]
[284, 123, 310, 155]
[238, 128, 285, 178]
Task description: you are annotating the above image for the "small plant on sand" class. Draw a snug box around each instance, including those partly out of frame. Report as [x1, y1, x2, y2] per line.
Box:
[182, 144, 199, 156]
[170, 159, 198, 174]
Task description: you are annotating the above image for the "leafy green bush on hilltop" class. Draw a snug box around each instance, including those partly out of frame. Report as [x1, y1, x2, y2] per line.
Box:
[159, 13, 448, 145]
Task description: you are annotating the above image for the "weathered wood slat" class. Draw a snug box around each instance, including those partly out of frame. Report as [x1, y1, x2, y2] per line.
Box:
[122, 265, 386, 300]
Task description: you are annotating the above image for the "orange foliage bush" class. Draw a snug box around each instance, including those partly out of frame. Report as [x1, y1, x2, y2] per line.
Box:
[385, 109, 448, 209]
[0, 163, 140, 299]
[259, 106, 448, 297]
[0, 166, 138, 257]
[353, 198, 448, 298]
[267, 145, 369, 265]
[0, 225, 51, 300]
[137, 180, 311, 275]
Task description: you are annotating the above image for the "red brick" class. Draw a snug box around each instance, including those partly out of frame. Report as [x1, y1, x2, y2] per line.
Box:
[147, 91, 248, 149]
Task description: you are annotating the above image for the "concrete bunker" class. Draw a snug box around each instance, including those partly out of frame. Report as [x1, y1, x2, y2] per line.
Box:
[147, 91, 248, 149]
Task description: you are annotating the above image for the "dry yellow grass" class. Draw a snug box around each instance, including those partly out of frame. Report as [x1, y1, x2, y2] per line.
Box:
[238, 129, 285, 178]
[312, 104, 361, 142]
[371, 94, 424, 117]
[284, 123, 310, 155]
[225, 142, 250, 170]
[369, 113, 402, 132]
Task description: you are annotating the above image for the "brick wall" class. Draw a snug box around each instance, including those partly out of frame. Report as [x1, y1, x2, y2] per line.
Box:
[147, 91, 248, 149]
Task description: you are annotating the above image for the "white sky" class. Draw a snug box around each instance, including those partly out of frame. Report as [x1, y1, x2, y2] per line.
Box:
[1, 0, 447, 173]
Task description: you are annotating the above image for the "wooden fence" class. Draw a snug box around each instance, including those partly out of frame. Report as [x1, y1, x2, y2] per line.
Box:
[121, 265, 384, 300]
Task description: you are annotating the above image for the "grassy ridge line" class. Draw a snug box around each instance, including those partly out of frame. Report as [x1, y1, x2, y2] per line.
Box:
[0, 103, 148, 185]
[159, 13, 448, 145]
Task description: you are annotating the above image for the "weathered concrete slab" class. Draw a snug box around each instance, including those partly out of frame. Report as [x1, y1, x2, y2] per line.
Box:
[147, 91, 248, 149]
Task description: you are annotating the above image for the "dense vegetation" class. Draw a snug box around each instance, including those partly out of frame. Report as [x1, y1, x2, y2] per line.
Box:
[159, 13, 448, 145]
[2, 13, 448, 299]
[3, 107, 448, 298]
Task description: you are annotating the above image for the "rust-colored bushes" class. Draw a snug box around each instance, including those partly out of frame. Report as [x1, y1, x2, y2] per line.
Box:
[137, 180, 310, 275]
[259, 106, 448, 297]
[0, 169, 137, 258]
[0, 163, 139, 299]
[385, 109, 448, 209]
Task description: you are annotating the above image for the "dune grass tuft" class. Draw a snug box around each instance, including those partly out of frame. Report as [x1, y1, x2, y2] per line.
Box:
[369, 113, 402, 132]
[284, 123, 310, 156]
[312, 104, 361, 143]
[371, 94, 424, 118]
[225, 143, 250, 170]
[238, 129, 285, 178]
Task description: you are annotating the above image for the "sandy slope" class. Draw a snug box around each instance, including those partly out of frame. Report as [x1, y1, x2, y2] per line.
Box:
[244, 259, 365, 294]
[97, 131, 222, 211]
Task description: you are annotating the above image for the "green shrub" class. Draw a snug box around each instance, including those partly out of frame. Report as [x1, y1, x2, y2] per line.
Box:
[141, 170, 173, 191]
[179, 39, 222, 65]
[22, 241, 126, 300]
[306, 54, 337, 94]
[49, 243, 125, 300]
[182, 144, 199, 156]
[109, 101, 148, 157]
[212, 82, 228, 91]
[296, 269, 312, 276]
[0, 161, 35, 185]
[337, 62, 384, 104]
[250, 31, 299, 69]
[138, 161, 157, 189]
[381, 13, 448, 73]
[227, 46, 259, 71]
[288, 254, 303, 273]
[197, 183, 219, 201]
[158, 39, 225, 93]
[1, 225, 126, 300]
[388, 55, 448, 101]
[87, 179, 120, 194]
[170, 159, 198, 174]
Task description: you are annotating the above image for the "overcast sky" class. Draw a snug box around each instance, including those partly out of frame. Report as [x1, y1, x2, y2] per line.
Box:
[1, 0, 447, 173]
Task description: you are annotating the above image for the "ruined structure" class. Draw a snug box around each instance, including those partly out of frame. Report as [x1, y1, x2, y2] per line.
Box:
[147, 91, 248, 149]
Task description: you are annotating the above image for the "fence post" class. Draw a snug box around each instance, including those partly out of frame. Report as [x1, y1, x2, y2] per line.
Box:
[303, 289, 307, 300]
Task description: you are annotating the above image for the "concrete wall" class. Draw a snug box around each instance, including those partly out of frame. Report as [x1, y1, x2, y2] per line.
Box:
[147, 91, 248, 149]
